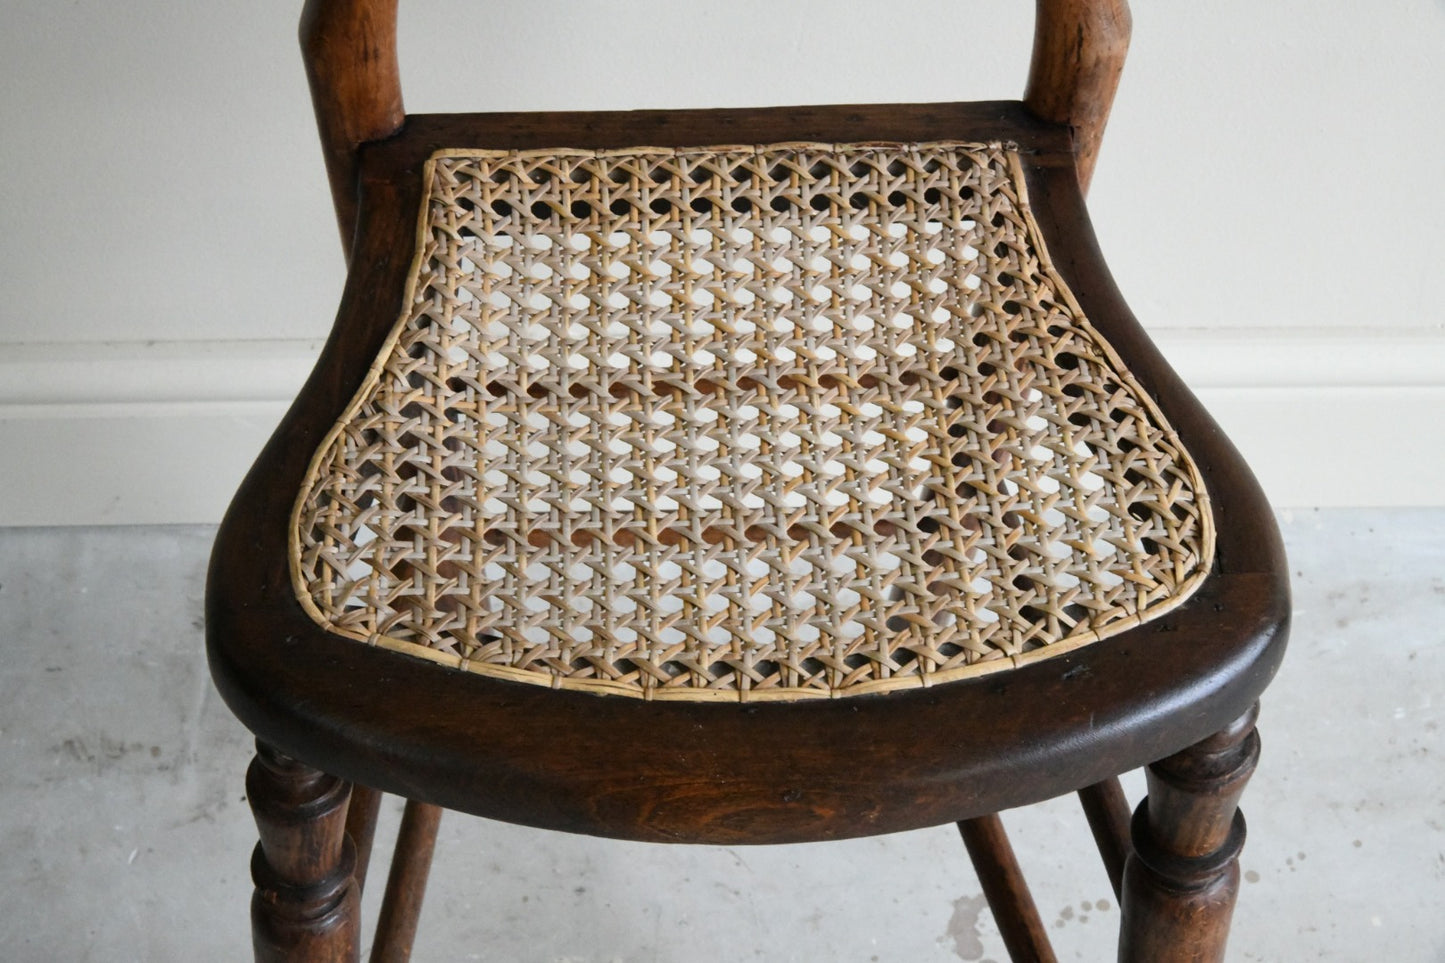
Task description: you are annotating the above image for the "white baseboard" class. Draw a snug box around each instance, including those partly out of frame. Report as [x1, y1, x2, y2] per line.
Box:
[2, 330, 1441, 526]
[0, 341, 318, 527]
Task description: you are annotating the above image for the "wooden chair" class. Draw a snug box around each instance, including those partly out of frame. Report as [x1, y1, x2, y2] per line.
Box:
[206, 1, 1290, 959]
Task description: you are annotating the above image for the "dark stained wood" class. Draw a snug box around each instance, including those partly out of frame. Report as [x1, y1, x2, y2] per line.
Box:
[1025, 0, 1131, 193]
[207, 102, 1288, 845]
[299, 0, 1131, 236]
[343, 784, 383, 895]
[248, 741, 360, 963]
[370, 801, 442, 963]
[371, 102, 1072, 171]
[1078, 777, 1132, 899]
[211, 3, 1287, 955]
[1119, 705, 1261, 963]
[959, 815, 1058, 963]
[299, 0, 403, 260]
[1021, 162, 1287, 580]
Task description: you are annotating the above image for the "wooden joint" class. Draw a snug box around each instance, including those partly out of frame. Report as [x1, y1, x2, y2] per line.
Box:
[249, 744, 352, 814]
[1155, 702, 1260, 781]
[1150, 726, 1260, 797]
[1024, 0, 1132, 193]
[1119, 706, 1262, 963]
[300, 0, 404, 260]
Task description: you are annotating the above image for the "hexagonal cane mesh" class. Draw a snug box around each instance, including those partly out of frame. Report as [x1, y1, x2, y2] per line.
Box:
[291, 141, 1213, 701]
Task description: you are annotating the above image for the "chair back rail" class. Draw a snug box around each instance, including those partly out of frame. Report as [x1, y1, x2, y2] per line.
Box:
[300, 0, 1129, 258]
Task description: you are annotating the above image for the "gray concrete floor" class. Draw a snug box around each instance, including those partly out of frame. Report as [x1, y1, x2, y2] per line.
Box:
[0, 509, 1441, 961]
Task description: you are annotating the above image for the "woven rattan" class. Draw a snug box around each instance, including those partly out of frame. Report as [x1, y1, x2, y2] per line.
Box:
[292, 141, 1213, 701]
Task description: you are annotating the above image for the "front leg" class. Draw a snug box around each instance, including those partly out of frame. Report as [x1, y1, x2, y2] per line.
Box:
[247, 740, 360, 963]
[1119, 704, 1261, 963]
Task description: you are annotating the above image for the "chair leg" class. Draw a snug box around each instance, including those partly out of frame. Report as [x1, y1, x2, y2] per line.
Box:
[371, 800, 443, 963]
[958, 813, 1058, 963]
[248, 740, 361, 963]
[1077, 777, 1132, 900]
[345, 784, 385, 895]
[1119, 704, 1261, 963]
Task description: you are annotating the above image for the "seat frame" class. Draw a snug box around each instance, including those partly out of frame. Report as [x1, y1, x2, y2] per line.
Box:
[207, 3, 1289, 961]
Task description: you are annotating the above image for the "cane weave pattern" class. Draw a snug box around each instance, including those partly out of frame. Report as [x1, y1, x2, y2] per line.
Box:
[292, 141, 1213, 701]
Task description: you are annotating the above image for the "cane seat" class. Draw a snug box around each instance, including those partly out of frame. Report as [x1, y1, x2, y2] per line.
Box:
[293, 141, 1211, 702]
[208, 3, 1289, 960]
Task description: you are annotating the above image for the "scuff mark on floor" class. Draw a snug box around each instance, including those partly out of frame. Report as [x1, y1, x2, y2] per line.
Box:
[946, 893, 988, 960]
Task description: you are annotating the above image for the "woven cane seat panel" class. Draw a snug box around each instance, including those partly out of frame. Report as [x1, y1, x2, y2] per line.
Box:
[292, 141, 1213, 702]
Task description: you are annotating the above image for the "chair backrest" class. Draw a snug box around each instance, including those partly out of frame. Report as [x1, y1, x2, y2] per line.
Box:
[300, 0, 1130, 260]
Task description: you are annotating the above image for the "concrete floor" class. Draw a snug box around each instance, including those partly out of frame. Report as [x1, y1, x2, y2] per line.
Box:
[0, 509, 1441, 961]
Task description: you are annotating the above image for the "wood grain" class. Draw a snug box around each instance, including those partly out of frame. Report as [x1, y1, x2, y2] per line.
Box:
[1025, 0, 1132, 192]
[247, 742, 360, 962]
[300, 0, 403, 259]
[371, 801, 442, 963]
[959, 814, 1058, 963]
[210, 7, 1289, 958]
[1119, 705, 1261, 962]
[207, 103, 1288, 846]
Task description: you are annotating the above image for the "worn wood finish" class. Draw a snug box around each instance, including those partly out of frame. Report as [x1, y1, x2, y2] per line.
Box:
[298, 0, 1129, 234]
[299, 0, 403, 259]
[1119, 705, 1260, 963]
[1025, 0, 1131, 192]
[343, 784, 383, 895]
[370, 801, 442, 963]
[211, 2, 1287, 955]
[959, 815, 1058, 963]
[207, 100, 1287, 844]
[1078, 777, 1132, 899]
[248, 741, 360, 963]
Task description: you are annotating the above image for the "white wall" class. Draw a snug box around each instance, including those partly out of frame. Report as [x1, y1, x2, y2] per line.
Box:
[2, 1, 1442, 524]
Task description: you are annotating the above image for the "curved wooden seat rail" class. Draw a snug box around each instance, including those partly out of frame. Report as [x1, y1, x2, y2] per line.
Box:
[206, 2, 1289, 961]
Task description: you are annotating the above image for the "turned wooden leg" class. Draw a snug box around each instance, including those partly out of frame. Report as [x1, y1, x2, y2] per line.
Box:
[248, 740, 360, 963]
[1119, 704, 1261, 963]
